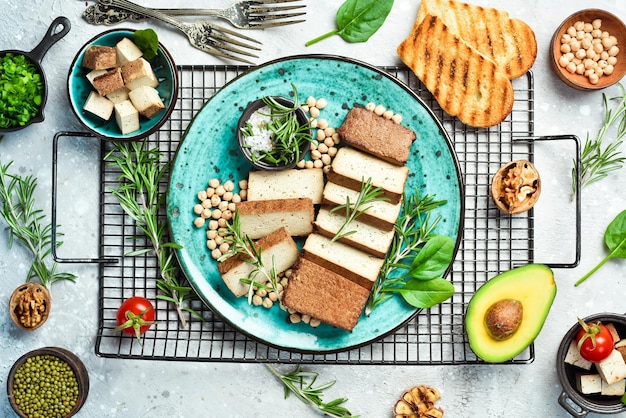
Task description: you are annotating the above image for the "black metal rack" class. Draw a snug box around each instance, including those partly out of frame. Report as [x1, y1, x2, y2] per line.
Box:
[55, 65, 562, 364]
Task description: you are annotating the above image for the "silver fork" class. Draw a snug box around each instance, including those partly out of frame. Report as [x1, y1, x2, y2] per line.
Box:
[85, 0, 306, 30]
[98, 0, 261, 64]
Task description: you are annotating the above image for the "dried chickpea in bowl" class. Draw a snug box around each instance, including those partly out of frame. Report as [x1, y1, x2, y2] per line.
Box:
[551, 9, 626, 90]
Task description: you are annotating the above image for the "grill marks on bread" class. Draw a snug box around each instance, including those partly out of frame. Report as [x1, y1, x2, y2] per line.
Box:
[398, 14, 514, 128]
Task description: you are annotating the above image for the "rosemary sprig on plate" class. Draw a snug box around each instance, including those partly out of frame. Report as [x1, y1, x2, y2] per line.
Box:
[572, 83, 626, 196]
[266, 364, 358, 418]
[330, 177, 389, 241]
[105, 141, 200, 327]
[0, 161, 77, 288]
[366, 191, 447, 315]
[219, 211, 281, 304]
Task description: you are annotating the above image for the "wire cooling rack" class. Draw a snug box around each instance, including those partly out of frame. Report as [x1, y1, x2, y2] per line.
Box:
[54, 65, 568, 365]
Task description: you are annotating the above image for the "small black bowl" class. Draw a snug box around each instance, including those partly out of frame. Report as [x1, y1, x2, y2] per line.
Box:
[557, 313, 626, 417]
[7, 346, 89, 417]
[0, 16, 70, 133]
[236, 96, 311, 171]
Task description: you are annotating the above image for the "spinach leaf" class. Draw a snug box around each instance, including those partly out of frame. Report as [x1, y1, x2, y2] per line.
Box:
[575, 209, 626, 286]
[305, 0, 394, 46]
[395, 277, 455, 309]
[133, 29, 159, 60]
[407, 235, 454, 280]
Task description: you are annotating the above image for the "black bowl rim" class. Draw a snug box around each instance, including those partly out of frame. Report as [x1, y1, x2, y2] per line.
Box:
[66, 28, 179, 142]
[556, 312, 626, 415]
[236, 96, 311, 171]
[7, 346, 90, 418]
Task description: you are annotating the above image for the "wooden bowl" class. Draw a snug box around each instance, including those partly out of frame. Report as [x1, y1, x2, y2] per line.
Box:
[7, 347, 89, 417]
[550, 9, 626, 90]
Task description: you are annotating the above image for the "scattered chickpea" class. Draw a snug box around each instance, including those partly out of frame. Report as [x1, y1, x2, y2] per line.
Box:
[194, 217, 205, 228]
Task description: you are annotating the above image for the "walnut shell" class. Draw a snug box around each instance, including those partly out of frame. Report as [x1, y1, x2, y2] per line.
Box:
[491, 160, 541, 214]
[9, 282, 51, 331]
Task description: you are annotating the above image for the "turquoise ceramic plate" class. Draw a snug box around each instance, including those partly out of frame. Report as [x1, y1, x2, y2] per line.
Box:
[167, 55, 464, 353]
[67, 29, 178, 142]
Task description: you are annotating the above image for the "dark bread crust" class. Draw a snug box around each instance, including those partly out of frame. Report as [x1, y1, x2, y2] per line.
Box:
[282, 257, 370, 331]
[337, 107, 416, 166]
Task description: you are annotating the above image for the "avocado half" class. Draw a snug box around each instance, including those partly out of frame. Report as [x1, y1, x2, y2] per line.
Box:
[465, 264, 556, 363]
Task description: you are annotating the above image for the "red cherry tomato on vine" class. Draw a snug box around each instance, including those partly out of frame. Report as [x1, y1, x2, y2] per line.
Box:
[114, 296, 156, 344]
[575, 318, 613, 363]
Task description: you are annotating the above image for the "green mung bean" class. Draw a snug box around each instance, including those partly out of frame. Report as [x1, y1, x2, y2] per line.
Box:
[12, 354, 79, 418]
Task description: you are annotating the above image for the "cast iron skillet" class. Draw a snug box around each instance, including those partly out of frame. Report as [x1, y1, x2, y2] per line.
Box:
[0, 16, 70, 133]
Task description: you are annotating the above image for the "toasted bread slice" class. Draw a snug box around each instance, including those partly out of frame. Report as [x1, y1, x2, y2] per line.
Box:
[397, 14, 514, 128]
[416, 0, 537, 80]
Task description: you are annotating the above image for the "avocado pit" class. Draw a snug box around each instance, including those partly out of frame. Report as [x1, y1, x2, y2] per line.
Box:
[484, 298, 523, 341]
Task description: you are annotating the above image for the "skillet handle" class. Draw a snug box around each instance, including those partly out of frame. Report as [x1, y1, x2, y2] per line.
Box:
[558, 391, 588, 418]
[29, 16, 71, 63]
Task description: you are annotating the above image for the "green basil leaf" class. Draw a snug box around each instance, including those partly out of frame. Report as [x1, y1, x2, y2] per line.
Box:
[396, 277, 455, 309]
[604, 209, 626, 258]
[305, 0, 394, 46]
[409, 235, 455, 280]
[133, 29, 159, 60]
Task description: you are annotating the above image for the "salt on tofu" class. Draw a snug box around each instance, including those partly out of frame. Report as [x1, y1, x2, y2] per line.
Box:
[121, 58, 159, 90]
[114, 100, 140, 135]
[597, 349, 626, 384]
[576, 373, 602, 394]
[106, 87, 130, 104]
[92, 68, 125, 97]
[602, 378, 626, 396]
[564, 340, 593, 370]
[83, 91, 114, 120]
[116, 37, 143, 66]
[128, 85, 164, 119]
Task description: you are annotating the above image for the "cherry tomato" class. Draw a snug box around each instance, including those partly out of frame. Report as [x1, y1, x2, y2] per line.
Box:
[576, 319, 613, 363]
[114, 296, 156, 343]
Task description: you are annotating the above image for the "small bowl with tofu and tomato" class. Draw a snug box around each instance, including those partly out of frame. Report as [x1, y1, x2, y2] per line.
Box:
[557, 312, 626, 416]
[67, 28, 178, 142]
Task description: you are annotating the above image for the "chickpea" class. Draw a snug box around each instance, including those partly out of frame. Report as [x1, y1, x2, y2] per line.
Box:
[231, 194, 241, 204]
[315, 98, 328, 109]
[321, 154, 332, 166]
[317, 118, 329, 130]
[309, 106, 320, 118]
[239, 189, 248, 200]
[316, 129, 326, 141]
[218, 201, 229, 211]
[262, 298, 273, 309]
[309, 318, 322, 328]
[374, 104, 386, 116]
[365, 102, 376, 111]
[194, 217, 205, 228]
[219, 243, 229, 254]
[574, 21, 584, 31]
[608, 45, 619, 57]
[327, 146, 338, 157]
[210, 194, 221, 207]
[208, 178, 220, 188]
[193, 204, 203, 215]
[201, 208, 212, 218]
[252, 295, 263, 306]
[604, 64, 615, 75]
[206, 187, 215, 198]
[207, 229, 218, 240]
[306, 96, 316, 108]
[589, 72, 599, 84]
[211, 248, 222, 259]
[311, 149, 322, 160]
[566, 62, 576, 73]
[206, 239, 217, 250]
[201, 199, 212, 209]
[313, 159, 324, 169]
[560, 43, 571, 54]
[239, 179, 248, 190]
[296, 159, 306, 168]
[383, 110, 394, 120]
[289, 313, 302, 323]
[324, 127, 335, 137]
[197, 190, 208, 201]
[392, 113, 403, 124]
[208, 219, 219, 230]
[309, 117, 318, 128]
[323, 137, 335, 148]
[567, 26, 576, 37]
[592, 19, 602, 29]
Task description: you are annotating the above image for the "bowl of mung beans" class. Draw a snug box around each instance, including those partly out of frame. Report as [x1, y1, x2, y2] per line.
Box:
[7, 347, 89, 418]
[550, 9, 626, 90]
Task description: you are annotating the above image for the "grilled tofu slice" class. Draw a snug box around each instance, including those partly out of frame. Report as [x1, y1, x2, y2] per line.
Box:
[397, 13, 514, 128]
[416, 0, 537, 80]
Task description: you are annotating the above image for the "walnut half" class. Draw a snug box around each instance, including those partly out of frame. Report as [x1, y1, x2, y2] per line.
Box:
[394, 385, 444, 418]
[491, 160, 541, 214]
[9, 282, 51, 331]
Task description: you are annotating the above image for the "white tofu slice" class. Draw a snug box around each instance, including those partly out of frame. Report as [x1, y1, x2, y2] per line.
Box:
[247, 168, 325, 204]
[601, 378, 626, 396]
[116, 37, 143, 66]
[114, 100, 139, 135]
[83, 91, 114, 120]
[86, 69, 107, 87]
[576, 373, 602, 394]
[564, 340, 593, 370]
[121, 57, 159, 90]
[597, 349, 626, 384]
[106, 87, 130, 104]
[128, 85, 164, 119]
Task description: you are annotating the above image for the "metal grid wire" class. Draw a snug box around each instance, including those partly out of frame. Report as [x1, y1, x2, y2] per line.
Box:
[92, 65, 536, 364]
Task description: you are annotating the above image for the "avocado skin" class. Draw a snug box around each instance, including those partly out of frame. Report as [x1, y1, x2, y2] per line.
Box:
[465, 264, 556, 363]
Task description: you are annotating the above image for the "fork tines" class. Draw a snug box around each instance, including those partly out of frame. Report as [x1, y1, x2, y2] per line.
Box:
[203, 23, 262, 64]
[249, 0, 306, 28]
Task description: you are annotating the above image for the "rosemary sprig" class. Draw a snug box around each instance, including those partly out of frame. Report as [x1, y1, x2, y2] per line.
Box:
[0, 161, 77, 288]
[330, 177, 389, 241]
[104, 141, 201, 327]
[219, 211, 280, 304]
[366, 191, 446, 314]
[241, 83, 312, 166]
[572, 83, 626, 196]
[266, 364, 358, 418]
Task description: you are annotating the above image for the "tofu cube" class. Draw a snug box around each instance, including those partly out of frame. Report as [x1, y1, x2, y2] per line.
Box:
[576, 373, 602, 394]
[83, 91, 114, 120]
[92, 68, 125, 96]
[597, 349, 626, 384]
[82, 45, 117, 70]
[121, 58, 159, 90]
[601, 378, 626, 396]
[564, 340, 593, 370]
[86, 69, 107, 87]
[106, 87, 130, 104]
[128, 85, 164, 119]
[116, 37, 143, 66]
[114, 100, 140, 135]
